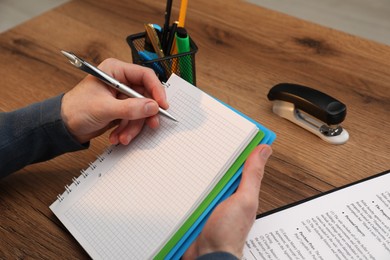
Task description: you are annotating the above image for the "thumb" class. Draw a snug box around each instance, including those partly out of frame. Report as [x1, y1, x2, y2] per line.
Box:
[103, 98, 159, 121]
[236, 145, 272, 200]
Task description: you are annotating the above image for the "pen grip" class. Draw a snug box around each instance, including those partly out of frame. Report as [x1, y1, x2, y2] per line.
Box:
[116, 82, 144, 99]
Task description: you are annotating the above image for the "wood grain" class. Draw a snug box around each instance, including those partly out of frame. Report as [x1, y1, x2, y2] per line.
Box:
[0, 0, 389, 258]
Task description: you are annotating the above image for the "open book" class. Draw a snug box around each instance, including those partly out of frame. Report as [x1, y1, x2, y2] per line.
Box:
[50, 74, 271, 259]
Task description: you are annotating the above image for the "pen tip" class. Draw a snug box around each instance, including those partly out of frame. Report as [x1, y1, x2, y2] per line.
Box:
[61, 50, 72, 59]
[60, 50, 83, 67]
[167, 113, 179, 122]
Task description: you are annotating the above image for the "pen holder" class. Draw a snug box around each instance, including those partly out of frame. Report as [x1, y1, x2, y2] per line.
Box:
[126, 32, 198, 85]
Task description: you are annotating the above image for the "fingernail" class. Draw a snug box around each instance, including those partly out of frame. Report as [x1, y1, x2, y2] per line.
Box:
[125, 134, 132, 145]
[110, 135, 119, 145]
[144, 101, 158, 115]
[153, 116, 160, 128]
[260, 146, 272, 159]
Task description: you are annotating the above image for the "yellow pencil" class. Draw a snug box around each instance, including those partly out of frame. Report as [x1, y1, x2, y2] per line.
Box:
[178, 0, 188, 27]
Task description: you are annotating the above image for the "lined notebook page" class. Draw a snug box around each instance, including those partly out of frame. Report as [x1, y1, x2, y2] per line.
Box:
[50, 74, 258, 259]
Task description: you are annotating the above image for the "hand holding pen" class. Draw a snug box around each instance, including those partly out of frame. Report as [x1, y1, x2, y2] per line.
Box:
[60, 56, 172, 145]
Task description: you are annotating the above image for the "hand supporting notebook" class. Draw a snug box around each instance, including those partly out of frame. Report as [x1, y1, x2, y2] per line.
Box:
[183, 145, 272, 259]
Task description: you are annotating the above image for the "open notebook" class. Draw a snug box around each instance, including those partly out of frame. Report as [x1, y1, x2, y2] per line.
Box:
[50, 74, 270, 259]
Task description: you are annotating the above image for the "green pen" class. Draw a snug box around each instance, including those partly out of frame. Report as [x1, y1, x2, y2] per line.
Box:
[175, 27, 193, 84]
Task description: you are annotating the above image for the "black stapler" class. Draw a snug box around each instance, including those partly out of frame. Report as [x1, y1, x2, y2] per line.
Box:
[267, 83, 349, 144]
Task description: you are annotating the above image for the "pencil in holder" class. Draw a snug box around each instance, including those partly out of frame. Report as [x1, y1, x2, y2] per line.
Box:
[126, 32, 198, 85]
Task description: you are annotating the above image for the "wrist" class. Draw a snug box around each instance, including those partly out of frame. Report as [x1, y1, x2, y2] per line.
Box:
[60, 92, 88, 144]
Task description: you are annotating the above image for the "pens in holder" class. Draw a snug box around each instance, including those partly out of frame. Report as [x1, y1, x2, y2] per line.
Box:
[144, 23, 165, 58]
[170, 0, 189, 73]
[169, 21, 180, 74]
[175, 27, 193, 84]
[138, 50, 165, 77]
[165, 21, 178, 55]
[144, 23, 169, 81]
[144, 24, 162, 52]
[161, 0, 173, 52]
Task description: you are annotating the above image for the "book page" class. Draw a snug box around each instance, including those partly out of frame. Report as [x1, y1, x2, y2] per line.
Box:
[50, 74, 258, 259]
[243, 170, 390, 259]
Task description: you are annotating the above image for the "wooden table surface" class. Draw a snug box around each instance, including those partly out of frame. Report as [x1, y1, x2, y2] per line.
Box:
[0, 0, 389, 258]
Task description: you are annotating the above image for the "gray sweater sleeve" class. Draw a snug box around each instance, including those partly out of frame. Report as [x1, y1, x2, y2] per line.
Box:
[0, 94, 88, 177]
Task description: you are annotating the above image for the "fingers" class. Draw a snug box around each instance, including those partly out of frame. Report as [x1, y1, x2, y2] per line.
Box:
[98, 58, 169, 109]
[235, 145, 272, 211]
[102, 97, 158, 121]
[113, 94, 161, 129]
[109, 119, 145, 145]
[95, 59, 167, 145]
[145, 115, 160, 129]
[108, 115, 160, 145]
[105, 97, 160, 145]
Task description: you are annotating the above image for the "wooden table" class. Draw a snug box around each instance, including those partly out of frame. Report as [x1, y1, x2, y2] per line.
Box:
[0, 0, 389, 258]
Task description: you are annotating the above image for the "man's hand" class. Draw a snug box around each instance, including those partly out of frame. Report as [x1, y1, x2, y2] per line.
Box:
[183, 145, 272, 259]
[61, 58, 168, 145]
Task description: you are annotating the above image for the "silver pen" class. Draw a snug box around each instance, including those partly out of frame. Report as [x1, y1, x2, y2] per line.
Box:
[61, 50, 178, 122]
